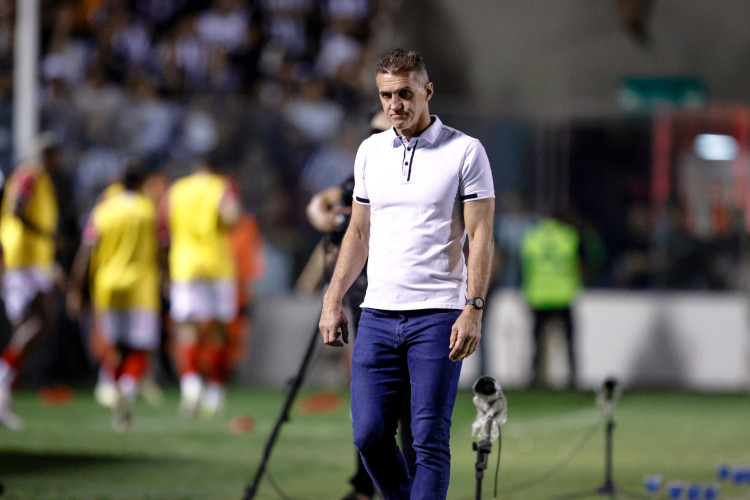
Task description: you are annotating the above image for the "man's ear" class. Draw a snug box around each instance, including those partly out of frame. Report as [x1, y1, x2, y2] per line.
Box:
[425, 82, 434, 101]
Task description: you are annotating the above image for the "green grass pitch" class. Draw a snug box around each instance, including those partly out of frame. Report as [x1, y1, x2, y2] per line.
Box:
[0, 385, 748, 499]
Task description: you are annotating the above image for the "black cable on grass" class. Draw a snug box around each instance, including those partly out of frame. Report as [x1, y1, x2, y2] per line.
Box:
[265, 469, 291, 500]
[499, 421, 600, 496]
[493, 431, 502, 499]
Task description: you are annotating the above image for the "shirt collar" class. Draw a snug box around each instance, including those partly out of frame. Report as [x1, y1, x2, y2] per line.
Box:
[390, 115, 442, 148]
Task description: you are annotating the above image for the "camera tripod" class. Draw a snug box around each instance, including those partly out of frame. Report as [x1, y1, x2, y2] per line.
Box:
[554, 379, 648, 500]
[243, 323, 320, 500]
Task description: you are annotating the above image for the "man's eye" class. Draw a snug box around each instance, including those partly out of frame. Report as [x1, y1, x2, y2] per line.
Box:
[399, 91, 412, 99]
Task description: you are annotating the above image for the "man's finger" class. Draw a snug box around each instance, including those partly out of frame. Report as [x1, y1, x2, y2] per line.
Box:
[449, 327, 458, 349]
[467, 338, 479, 356]
[340, 324, 349, 344]
[449, 335, 465, 361]
[321, 325, 347, 347]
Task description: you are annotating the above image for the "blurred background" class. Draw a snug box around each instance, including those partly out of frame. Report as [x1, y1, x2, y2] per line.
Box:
[1, 0, 749, 394]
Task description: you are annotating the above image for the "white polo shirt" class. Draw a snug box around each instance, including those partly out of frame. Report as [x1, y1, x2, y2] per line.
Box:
[353, 115, 494, 311]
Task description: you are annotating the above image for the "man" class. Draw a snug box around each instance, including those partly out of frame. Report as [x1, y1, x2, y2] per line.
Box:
[318, 49, 495, 499]
[0, 139, 60, 430]
[164, 154, 240, 419]
[520, 212, 582, 389]
[67, 162, 160, 431]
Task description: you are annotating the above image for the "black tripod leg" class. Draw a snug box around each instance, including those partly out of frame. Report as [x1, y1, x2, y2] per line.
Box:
[243, 323, 321, 500]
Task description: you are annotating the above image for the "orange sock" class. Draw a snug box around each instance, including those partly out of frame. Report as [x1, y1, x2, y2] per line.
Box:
[176, 343, 199, 377]
[0, 346, 23, 390]
[1, 345, 24, 372]
[121, 350, 148, 382]
[1, 346, 25, 390]
[205, 344, 229, 384]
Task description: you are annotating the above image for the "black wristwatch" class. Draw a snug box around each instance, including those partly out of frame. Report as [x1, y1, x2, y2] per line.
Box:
[465, 297, 485, 311]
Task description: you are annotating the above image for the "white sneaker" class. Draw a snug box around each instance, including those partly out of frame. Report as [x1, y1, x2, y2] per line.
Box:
[0, 388, 24, 431]
[94, 381, 119, 409]
[200, 382, 226, 418]
[179, 373, 203, 421]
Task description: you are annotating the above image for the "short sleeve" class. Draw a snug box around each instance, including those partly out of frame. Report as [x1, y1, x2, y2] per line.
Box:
[352, 141, 370, 205]
[459, 139, 494, 202]
[14, 171, 36, 205]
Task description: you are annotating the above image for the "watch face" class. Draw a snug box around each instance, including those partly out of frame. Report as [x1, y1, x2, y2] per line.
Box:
[467, 297, 484, 309]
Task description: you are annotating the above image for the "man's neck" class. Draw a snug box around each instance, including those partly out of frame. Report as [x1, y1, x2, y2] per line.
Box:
[399, 115, 434, 140]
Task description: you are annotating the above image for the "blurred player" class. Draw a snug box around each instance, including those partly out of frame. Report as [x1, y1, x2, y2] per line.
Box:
[67, 162, 161, 431]
[82, 171, 170, 408]
[0, 138, 60, 430]
[226, 208, 264, 377]
[163, 154, 240, 419]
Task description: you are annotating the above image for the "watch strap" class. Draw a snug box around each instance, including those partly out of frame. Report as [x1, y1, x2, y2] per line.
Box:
[465, 297, 485, 310]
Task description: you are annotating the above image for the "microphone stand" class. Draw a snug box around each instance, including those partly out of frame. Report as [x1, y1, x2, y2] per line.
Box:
[471, 376, 506, 500]
[554, 380, 648, 500]
[473, 414, 495, 500]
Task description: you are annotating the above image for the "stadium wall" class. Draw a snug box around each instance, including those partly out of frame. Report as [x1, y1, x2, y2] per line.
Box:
[399, 0, 750, 111]
[240, 291, 750, 392]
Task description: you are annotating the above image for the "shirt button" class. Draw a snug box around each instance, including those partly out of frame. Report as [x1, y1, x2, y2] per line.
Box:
[407, 147, 411, 151]
[405, 162, 409, 165]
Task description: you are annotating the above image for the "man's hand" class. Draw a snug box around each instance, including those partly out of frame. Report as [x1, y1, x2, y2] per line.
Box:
[318, 298, 349, 347]
[449, 309, 482, 361]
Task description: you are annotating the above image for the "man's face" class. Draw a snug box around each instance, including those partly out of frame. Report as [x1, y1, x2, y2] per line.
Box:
[376, 70, 433, 138]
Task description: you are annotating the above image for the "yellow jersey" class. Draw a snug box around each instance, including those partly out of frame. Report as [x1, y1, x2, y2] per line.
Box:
[0, 164, 58, 270]
[98, 182, 125, 202]
[167, 172, 235, 282]
[87, 190, 160, 311]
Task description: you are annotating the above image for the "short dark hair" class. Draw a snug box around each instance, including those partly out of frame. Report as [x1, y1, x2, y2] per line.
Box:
[375, 48, 429, 84]
[122, 160, 147, 191]
[195, 149, 225, 173]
